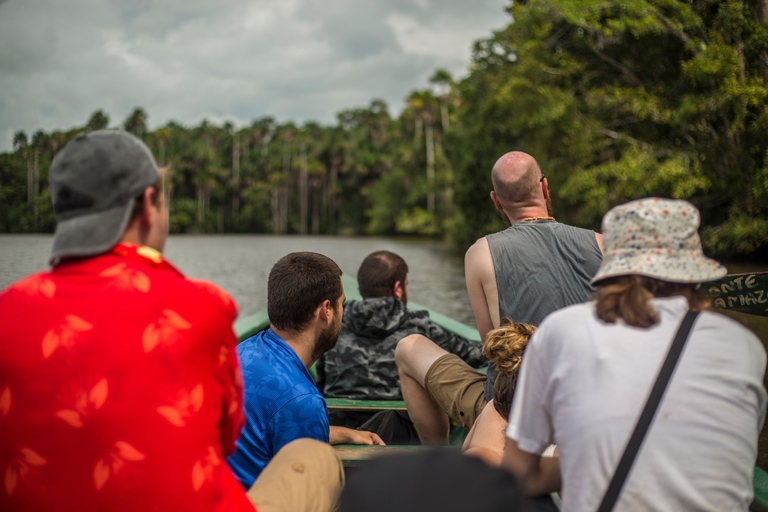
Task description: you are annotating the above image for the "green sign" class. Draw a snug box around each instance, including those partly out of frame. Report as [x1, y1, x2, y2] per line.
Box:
[705, 272, 768, 317]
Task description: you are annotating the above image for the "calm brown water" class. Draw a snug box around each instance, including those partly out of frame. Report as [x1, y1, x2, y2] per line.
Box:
[2, 234, 767, 467]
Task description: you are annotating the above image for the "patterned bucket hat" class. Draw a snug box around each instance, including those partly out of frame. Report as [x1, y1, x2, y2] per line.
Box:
[591, 197, 727, 285]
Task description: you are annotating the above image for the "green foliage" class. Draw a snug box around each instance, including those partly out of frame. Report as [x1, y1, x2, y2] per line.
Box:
[2, 100, 458, 238]
[451, 0, 768, 257]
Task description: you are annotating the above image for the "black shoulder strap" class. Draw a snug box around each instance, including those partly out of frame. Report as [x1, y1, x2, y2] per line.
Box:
[596, 310, 700, 512]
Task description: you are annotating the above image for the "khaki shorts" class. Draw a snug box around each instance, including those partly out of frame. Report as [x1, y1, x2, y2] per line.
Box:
[424, 353, 487, 431]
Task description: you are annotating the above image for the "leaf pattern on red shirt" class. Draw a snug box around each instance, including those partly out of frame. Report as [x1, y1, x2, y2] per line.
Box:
[141, 310, 192, 353]
[99, 263, 151, 293]
[93, 441, 146, 491]
[157, 384, 204, 427]
[41, 315, 93, 358]
[4, 447, 47, 497]
[191, 446, 221, 492]
[0, 386, 10, 419]
[55, 378, 108, 428]
[13, 274, 56, 299]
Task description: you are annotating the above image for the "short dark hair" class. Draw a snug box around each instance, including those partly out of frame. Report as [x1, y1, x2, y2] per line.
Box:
[268, 252, 343, 331]
[357, 250, 408, 298]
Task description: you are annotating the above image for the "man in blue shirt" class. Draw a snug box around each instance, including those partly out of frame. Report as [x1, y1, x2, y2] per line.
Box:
[228, 252, 384, 488]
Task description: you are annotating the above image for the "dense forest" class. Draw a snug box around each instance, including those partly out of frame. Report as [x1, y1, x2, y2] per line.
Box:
[2, 0, 767, 259]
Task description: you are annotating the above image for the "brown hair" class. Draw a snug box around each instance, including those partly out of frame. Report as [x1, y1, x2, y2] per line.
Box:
[268, 252, 343, 331]
[483, 318, 536, 419]
[594, 275, 712, 328]
[357, 250, 408, 299]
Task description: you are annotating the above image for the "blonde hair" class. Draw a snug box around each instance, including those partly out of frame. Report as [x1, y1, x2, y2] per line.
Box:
[482, 317, 536, 418]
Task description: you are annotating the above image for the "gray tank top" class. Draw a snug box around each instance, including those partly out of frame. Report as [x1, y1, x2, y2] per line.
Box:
[487, 220, 602, 326]
[483, 220, 602, 401]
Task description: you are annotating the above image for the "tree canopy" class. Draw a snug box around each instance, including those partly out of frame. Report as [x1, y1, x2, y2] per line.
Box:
[450, 0, 768, 258]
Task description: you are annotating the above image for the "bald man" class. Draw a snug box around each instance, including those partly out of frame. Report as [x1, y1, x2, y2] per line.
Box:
[396, 152, 603, 445]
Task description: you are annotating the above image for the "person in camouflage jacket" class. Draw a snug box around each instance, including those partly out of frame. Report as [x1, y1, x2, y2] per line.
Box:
[315, 251, 486, 428]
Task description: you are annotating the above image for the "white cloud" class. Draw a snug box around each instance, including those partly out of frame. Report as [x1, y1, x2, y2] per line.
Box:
[0, 0, 510, 151]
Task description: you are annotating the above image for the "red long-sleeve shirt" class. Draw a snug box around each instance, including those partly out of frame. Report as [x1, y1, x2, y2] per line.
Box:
[0, 243, 254, 511]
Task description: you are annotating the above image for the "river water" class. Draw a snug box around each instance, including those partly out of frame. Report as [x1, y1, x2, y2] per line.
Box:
[0, 234, 474, 325]
[3, 234, 768, 466]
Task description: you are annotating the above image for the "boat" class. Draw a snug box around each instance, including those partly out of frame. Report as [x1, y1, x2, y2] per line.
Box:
[233, 273, 768, 510]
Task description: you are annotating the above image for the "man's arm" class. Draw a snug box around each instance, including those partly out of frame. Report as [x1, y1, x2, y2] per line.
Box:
[501, 439, 561, 496]
[329, 426, 385, 446]
[465, 237, 499, 342]
[594, 232, 604, 253]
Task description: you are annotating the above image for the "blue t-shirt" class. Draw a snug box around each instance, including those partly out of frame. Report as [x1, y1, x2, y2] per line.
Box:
[227, 328, 329, 487]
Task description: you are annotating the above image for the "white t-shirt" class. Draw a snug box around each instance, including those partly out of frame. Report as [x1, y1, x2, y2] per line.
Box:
[507, 297, 767, 512]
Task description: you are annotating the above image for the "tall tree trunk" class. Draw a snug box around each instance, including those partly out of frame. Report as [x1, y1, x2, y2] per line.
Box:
[26, 157, 32, 207]
[280, 185, 289, 234]
[414, 116, 423, 143]
[440, 101, 449, 131]
[425, 119, 435, 214]
[311, 178, 321, 235]
[328, 156, 339, 233]
[232, 133, 240, 226]
[299, 142, 308, 235]
[33, 148, 40, 230]
[271, 187, 280, 234]
[281, 142, 291, 235]
[196, 183, 204, 227]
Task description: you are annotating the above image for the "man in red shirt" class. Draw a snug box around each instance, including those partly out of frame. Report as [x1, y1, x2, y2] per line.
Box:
[0, 131, 342, 512]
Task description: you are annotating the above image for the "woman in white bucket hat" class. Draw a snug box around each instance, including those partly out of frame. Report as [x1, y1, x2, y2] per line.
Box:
[501, 198, 766, 512]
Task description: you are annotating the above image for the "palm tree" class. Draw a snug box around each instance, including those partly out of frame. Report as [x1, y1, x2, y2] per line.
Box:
[407, 91, 437, 213]
[86, 110, 110, 132]
[429, 69, 453, 131]
[31, 130, 47, 230]
[13, 131, 33, 210]
[123, 108, 148, 138]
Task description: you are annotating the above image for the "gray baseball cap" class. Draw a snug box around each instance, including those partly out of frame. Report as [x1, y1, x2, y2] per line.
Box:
[49, 130, 160, 265]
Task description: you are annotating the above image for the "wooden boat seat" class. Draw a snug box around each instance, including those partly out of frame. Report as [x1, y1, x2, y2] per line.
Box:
[325, 398, 406, 411]
[334, 444, 454, 467]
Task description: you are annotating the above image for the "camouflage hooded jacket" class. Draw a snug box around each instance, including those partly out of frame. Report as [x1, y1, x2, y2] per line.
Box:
[316, 297, 486, 401]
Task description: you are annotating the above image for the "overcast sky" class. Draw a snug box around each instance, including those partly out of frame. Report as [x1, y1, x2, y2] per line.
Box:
[0, 0, 511, 152]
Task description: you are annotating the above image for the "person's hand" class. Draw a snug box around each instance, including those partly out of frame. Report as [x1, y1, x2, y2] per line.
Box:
[346, 429, 385, 446]
[329, 425, 386, 445]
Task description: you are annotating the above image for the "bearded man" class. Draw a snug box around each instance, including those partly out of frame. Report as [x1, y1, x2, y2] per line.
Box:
[227, 252, 383, 489]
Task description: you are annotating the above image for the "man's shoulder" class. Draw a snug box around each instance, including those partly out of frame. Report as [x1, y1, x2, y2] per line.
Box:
[239, 332, 316, 392]
[1, 271, 55, 301]
[465, 236, 492, 267]
[184, 278, 238, 320]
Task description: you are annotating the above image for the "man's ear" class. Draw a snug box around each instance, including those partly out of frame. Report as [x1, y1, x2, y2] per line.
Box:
[139, 186, 157, 226]
[317, 299, 332, 324]
[490, 191, 504, 212]
[393, 280, 403, 300]
[541, 178, 549, 200]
